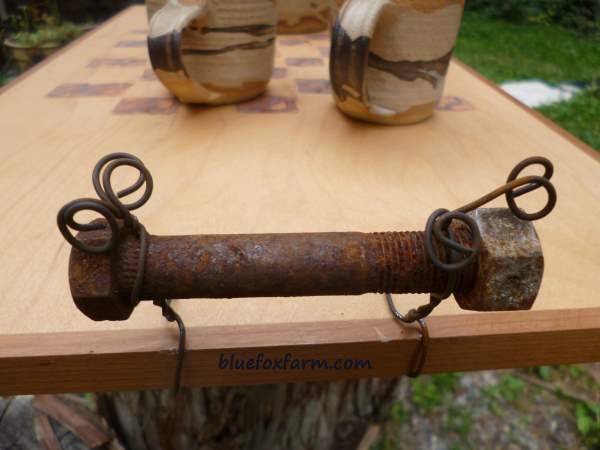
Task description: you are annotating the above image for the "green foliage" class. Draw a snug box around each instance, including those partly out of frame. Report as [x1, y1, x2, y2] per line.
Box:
[483, 375, 526, 403]
[369, 435, 398, 450]
[0, 73, 9, 87]
[566, 365, 585, 379]
[1, 11, 19, 47]
[575, 401, 600, 447]
[536, 366, 554, 381]
[389, 402, 408, 425]
[465, 0, 534, 22]
[538, 89, 600, 151]
[444, 406, 473, 440]
[465, 0, 599, 33]
[456, 12, 600, 153]
[4, 1, 88, 48]
[9, 21, 86, 47]
[541, 0, 599, 33]
[455, 11, 600, 84]
[411, 373, 461, 412]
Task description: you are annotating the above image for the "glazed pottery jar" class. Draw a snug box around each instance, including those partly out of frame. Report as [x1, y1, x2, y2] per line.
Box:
[148, 0, 277, 105]
[330, 0, 464, 124]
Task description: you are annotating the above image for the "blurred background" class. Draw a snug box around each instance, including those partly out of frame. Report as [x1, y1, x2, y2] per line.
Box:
[0, 1, 599, 449]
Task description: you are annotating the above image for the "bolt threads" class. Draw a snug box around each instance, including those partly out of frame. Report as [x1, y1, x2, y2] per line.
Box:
[374, 231, 447, 294]
[116, 232, 142, 297]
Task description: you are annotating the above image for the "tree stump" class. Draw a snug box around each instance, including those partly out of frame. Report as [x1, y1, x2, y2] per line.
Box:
[99, 378, 407, 450]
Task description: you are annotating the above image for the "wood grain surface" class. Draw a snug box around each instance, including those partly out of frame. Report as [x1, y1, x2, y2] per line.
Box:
[0, 6, 599, 394]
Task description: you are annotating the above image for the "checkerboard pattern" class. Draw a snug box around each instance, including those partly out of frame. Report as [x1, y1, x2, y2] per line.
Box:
[46, 29, 473, 116]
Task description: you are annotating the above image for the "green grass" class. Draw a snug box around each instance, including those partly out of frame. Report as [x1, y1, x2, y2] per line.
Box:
[411, 373, 461, 412]
[455, 11, 600, 84]
[8, 22, 88, 47]
[0, 68, 17, 87]
[537, 89, 600, 150]
[455, 11, 600, 151]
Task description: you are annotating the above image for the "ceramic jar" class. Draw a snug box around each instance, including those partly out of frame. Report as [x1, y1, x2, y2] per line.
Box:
[148, 0, 277, 105]
[330, 0, 465, 125]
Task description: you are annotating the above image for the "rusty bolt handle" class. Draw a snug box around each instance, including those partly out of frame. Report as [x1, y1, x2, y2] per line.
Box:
[59, 154, 556, 321]
[69, 225, 476, 321]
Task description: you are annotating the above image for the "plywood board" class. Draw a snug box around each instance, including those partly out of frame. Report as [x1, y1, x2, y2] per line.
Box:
[1, 6, 599, 394]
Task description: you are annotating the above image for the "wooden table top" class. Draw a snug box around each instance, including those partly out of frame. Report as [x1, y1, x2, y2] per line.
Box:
[1, 6, 599, 394]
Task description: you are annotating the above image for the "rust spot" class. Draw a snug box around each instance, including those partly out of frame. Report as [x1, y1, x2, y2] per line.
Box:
[194, 251, 212, 273]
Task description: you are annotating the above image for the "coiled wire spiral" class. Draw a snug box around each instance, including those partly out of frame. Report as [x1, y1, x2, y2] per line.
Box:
[56, 153, 185, 392]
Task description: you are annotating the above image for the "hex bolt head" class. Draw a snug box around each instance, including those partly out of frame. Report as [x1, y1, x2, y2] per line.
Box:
[69, 225, 135, 321]
[454, 208, 544, 311]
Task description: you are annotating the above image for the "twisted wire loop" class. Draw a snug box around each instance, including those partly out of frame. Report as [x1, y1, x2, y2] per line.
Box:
[154, 299, 187, 394]
[57, 153, 186, 392]
[57, 152, 153, 253]
[386, 156, 556, 377]
[57, 153, 153, 308]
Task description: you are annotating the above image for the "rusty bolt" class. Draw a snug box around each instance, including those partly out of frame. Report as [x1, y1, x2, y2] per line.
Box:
[67, 208, 544, 321]
[454, 208, 543, 311]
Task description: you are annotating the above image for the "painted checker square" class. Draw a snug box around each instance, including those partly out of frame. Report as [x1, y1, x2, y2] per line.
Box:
[272, 68, 288, 79]
[115, 40, 146, 48]
[237, 95, 298, 114]
[285, 58, 324, 67]
[142, 69, 158, 81]
[114, 97, 179, 115]
[48, 83, 132, 97]
[88, 58, 146, 68]
[296, 79, 330, 94]
[436, 96, 474, 112]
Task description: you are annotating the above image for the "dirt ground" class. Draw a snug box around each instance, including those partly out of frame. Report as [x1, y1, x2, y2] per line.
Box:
[373, 365, 600, 450]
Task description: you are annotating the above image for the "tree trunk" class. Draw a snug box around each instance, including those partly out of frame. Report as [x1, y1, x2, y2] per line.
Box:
[99, 378, 407, 450]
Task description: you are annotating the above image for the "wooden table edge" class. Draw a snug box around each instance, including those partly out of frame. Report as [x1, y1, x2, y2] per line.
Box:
[2, 307, 600, 394]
